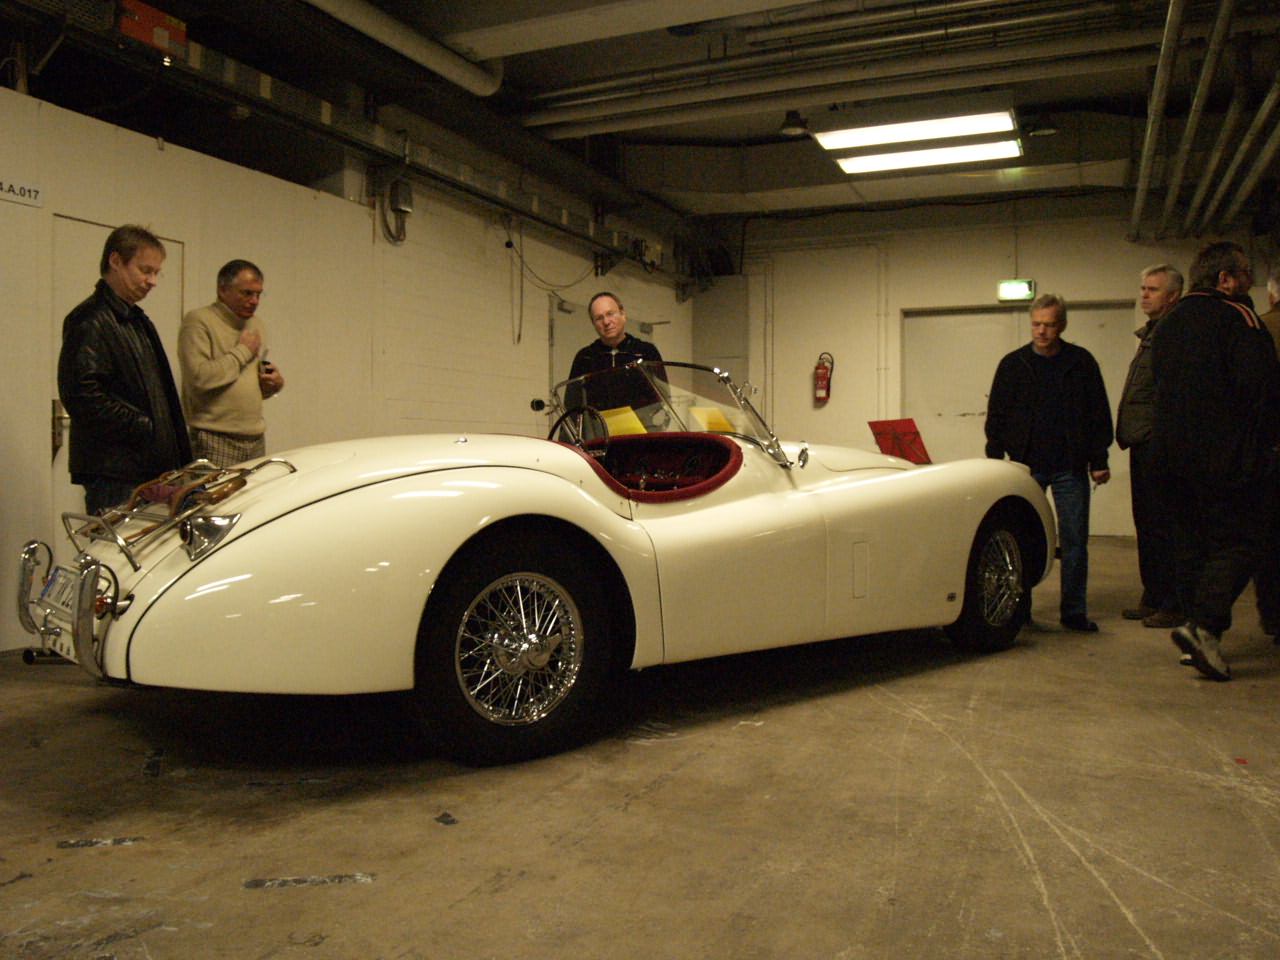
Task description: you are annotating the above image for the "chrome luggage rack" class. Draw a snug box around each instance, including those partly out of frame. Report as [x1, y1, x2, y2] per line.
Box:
[62, 457, 296, 572]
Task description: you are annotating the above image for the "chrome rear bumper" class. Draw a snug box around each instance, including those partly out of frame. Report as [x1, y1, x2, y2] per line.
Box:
[18, 541, 107, 678]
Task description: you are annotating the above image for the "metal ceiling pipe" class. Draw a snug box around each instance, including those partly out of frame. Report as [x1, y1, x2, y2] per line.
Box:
[1156, 0, 1234, 237]
[1195, 69, 1280, 234]
[531, 2, 1126, 110]
[301, 0, 502, 97]
[744, 0, 1078, 45]
[526, 26, 1159, 128]
[536, 50, 1158, 139]
[1218, 88, 1280, 227]
[677, 0, 879, 36]
[1128, 0, 1187, 239]
[1179, 80, 1247, 235]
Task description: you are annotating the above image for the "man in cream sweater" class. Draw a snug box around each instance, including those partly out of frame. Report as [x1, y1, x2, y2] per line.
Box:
[179, 259, 285, 467]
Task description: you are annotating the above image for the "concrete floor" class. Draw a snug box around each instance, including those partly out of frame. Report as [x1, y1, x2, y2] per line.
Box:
[2, 536, 1278, 960]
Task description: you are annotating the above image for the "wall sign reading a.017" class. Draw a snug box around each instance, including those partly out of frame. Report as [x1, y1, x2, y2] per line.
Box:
[0, 178, 43, 207]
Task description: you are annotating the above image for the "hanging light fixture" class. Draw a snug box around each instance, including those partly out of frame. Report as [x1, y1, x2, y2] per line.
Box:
[779, 110, 809, 137]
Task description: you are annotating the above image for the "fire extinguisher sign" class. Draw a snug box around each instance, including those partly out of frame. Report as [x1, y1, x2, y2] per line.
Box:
[813, 352, 834, 406]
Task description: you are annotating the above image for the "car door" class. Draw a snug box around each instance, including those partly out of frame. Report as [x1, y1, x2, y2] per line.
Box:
[633, 442, 827, 664]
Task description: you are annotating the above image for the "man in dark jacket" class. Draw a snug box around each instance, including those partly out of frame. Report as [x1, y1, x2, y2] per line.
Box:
[58, 224, 192, 514]
[567, 292, 664, 415]
[1152, 241, 1280, 681]
[986, 293, 1113, 632]
[569, 292, 663, 377]
[1115, 264, 1184, 628]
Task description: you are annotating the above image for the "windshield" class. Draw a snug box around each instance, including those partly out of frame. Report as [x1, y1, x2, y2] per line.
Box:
[552, 361, 785, 463]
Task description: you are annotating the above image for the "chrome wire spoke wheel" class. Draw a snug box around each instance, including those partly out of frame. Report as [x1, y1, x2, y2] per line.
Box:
[977, 528, 1024, 626]
[455, 572, 584, 725]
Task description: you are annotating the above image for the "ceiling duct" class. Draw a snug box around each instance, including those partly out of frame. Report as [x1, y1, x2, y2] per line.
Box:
[301, 0, 503, 97]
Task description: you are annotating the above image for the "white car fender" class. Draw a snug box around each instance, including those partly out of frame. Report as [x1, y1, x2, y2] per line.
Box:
[120, 466, 661, 693]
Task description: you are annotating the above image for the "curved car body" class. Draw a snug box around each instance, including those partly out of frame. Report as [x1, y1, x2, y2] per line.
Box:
[19, 362, 1055, 763]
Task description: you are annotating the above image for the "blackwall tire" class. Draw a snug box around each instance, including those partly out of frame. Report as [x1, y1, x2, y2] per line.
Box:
[413, 539, 615, 764]
[946, 513, 1030, 653]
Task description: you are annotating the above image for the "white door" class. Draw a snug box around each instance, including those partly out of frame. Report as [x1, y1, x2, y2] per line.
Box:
[902, 310, 1020, 464]
[50, 216, 185, 559]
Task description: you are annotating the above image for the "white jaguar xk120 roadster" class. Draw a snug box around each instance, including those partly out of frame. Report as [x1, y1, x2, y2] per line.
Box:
[19, 362, 1055, 764]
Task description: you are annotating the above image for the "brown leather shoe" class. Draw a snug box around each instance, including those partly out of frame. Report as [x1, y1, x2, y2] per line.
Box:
[1122, 605, 1157, 620]
[1142, 610, 1186, 628]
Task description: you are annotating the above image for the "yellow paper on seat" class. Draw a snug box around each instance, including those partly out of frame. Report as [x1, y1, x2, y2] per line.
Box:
[601, 406, 647, 436]
[689, 406, 735, 432]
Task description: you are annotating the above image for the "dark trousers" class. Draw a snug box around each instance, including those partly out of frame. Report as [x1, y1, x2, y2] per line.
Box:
[1168, 475, 1271, 636]
[1128, 442, 1179, 612]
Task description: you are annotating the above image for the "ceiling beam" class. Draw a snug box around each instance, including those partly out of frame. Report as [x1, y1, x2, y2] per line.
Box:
[441, 0, 792, 60]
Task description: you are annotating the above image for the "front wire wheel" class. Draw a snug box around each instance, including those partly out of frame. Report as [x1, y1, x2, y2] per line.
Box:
[455, 571, 583, 725]
[414, 539, 617, 764]
[976, 528, 1024, 628]
[947, 515, 1029, 652]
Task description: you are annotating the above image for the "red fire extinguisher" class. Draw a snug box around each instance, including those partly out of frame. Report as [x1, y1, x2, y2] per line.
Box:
[813, 352, 834, 406]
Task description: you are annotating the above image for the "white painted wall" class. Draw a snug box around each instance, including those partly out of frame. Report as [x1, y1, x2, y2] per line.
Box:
[0, 88, 690, 651]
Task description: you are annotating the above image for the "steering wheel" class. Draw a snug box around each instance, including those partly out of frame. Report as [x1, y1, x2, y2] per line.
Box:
[547, 405, 610, 459]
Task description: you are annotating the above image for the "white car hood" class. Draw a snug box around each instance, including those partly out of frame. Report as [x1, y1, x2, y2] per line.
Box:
[230, 434, 594, 518]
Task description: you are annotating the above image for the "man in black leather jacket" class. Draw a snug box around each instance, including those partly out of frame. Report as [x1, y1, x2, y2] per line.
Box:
[57, 224, 192, 514]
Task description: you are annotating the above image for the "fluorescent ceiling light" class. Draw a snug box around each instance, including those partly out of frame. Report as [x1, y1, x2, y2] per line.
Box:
[816, 110, 1016, 151]
[837, 139, 1023, 175]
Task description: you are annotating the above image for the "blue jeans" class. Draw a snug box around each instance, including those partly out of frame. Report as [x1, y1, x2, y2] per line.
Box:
[1033, 470, 1091, 620]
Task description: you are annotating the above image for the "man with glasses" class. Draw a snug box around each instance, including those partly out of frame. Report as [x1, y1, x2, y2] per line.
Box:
[1152, 241, 1280, 680]
[179, 259, 285, 467]
[569, 291, 663, 380]
[58, 224, 192, 514]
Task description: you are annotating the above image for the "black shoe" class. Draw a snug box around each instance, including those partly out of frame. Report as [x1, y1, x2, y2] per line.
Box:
[1060, 615, 1099, 632]
[1122, 605, 1156, 621]
[1142, 610, 1186, 629]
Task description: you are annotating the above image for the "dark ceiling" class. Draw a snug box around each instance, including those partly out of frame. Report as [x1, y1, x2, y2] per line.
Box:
[4, 0, 1280, 250]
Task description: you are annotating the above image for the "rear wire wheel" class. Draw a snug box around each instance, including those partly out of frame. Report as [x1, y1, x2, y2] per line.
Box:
[947, 513, 1030, 652]
[413, 539, 615, 764]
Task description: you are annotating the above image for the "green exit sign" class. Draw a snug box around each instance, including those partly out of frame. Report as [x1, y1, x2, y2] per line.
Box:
[998, 278, 1036, 301]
